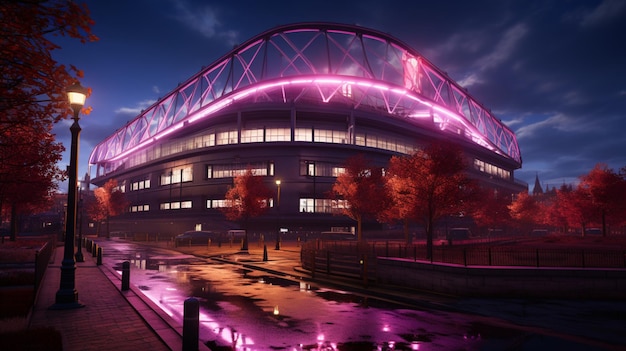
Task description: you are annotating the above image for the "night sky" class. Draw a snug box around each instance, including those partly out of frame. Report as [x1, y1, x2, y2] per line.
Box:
[51, 0, 626, 191]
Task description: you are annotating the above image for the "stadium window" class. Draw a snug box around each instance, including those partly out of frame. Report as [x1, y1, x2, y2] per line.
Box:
[294, 128, 312, 141]
[160, 201, 191, 210]
[266, 128, 290, 141]
[355, 134, 366, 146]
[130, 178, 150, 191]
[161, 166, 192, 185]
[332, 167, 346, 177]
[216, 130, 237, 145]
[241, 128, 264, 143]
[208, 199, 229, 208]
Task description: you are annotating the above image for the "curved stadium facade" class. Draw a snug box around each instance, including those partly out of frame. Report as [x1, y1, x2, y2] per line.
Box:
[89, 23, 526, 237]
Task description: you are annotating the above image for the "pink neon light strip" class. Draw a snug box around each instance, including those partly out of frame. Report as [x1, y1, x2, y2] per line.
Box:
[108, 76, 497, 162]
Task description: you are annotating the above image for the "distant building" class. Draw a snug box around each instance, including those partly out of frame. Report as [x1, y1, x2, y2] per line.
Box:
[88, 23, 527, 237]
[533, 174, 544, 196]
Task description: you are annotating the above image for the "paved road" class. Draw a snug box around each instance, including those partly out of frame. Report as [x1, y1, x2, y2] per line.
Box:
[139, 238, 626, 350]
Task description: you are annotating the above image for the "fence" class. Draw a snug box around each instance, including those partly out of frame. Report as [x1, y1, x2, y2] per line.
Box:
[34, 237, 55, 292]
[303, 240, 626, 269]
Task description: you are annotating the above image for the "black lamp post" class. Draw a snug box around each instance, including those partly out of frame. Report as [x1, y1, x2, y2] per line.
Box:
[275, 179, 281, 250]
[52, 82, 87, 309]
[75, 180, 84, 262]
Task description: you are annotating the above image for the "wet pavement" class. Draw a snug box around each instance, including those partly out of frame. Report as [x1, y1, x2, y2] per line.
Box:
[94, 238, 626, 350]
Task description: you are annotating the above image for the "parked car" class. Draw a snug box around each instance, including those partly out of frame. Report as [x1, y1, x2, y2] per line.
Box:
[175, 231, 216, 246]
[585, 228, 602, 235]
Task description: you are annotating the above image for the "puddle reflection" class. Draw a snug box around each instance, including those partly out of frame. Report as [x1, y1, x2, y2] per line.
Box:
[103, 246, 488, 350]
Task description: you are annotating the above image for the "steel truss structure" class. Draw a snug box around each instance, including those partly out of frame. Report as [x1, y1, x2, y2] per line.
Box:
[89, 23, 521, 173]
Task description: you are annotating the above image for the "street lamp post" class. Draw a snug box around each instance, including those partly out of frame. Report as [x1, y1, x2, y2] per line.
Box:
[75, 181, 84, 262]
[52, 82, 87, 309]
[275, 180, 281, 250]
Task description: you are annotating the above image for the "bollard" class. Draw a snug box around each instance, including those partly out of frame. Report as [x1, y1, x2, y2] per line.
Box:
[92, 243, 97, 257]
[97, 247, 102, 265]
[121, 261, 130, 291]
[263, 245, 268, 261]
[183, 297, 200, 351]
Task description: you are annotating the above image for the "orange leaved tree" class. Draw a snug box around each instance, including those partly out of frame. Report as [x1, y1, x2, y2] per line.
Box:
[577, 163, 626, 236]
[385, 142, 477, 259]
[0, 1, 96, 240]
[87, 179, 128, 238]
[220, 169, 272, 250]
[330, 154, 389, 242]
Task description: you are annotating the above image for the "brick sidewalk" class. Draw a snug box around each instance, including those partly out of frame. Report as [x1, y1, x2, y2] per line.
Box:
[29, 245, 172, 351]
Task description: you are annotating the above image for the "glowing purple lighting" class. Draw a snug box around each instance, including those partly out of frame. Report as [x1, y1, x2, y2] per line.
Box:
[90, 23, 521, 174]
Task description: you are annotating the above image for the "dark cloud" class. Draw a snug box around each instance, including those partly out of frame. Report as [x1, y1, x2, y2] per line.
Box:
[52, 0, 626, 191]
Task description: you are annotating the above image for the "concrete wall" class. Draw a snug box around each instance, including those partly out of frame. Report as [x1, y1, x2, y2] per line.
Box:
[375, 257, 626, 299]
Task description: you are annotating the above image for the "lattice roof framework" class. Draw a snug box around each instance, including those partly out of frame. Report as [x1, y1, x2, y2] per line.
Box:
[89, 22, 521, 167]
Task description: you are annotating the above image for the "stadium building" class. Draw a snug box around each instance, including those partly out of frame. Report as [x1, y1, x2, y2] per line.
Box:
[89, 23, 526, 238]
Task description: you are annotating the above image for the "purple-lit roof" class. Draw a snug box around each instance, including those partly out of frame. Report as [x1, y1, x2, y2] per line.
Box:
[89, 22, 521, 166]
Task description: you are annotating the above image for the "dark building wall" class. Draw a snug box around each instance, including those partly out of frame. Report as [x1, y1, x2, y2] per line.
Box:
[95, 102, 526, 238]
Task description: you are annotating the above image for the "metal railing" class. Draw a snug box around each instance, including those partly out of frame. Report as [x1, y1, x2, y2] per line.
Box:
[34, 237, 55, 292]
[303, 240, 626, 269]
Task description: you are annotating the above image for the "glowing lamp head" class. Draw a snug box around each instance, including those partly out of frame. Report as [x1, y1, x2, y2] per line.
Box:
[67, 82, 88, 118]
[275, 180, 281, 186]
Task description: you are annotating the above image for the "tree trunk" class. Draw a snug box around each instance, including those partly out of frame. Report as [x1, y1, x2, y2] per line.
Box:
[426, 217, 434, 260]
[241, 218, 249, 251]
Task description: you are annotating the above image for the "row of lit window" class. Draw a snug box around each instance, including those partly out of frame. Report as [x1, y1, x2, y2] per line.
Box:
[160, 167, 193, 185]
[208, 162, 274, 179]
[132, 197, 346, 213]
[301, 161, 345, 177]
[125, 158, 508, 196]
[130, 204, 150, 212]
[160, 201, 192, 210]
[130, 179, 151, 191]
[474, 159, 511, 180]
[123, 126, 417, 171]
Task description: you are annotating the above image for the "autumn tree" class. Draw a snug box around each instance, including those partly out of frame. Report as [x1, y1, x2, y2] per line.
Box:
[385, 142, 477, 258]
[471, 188, 512, 235]
[540, 190, 568, 233]
[0, 1, 96, 239]
[88, 179, 128, 238]
[220, 169, 272, 250]
[577, 164, 626, 236]
[555, 185, 597, 236]
[508, 192, 541, 234]
[331, 154, 389, 242]
[1, 126, 65, 240]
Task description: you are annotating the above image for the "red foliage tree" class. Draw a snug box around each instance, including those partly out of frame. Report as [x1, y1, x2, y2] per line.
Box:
[220, 169, 272, 250]
[555, 185, 598, 235]
[508, 192, 541, 234]
[385, 142, 477, 258]
[471, 188, 512, 235]
[88, 180, 128, 238]
[577, 164, 626, 236]
[0, 1, 96, 239]
[331, 154, 389, 242]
